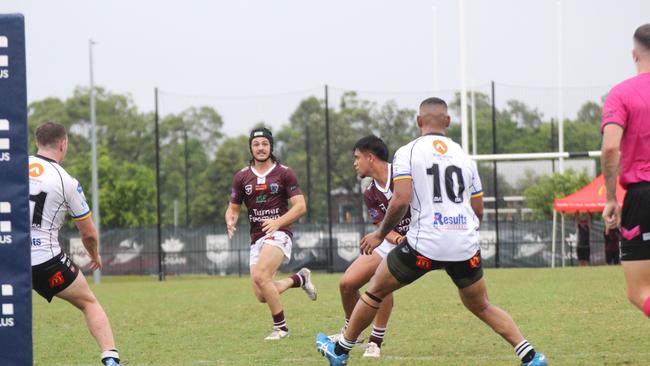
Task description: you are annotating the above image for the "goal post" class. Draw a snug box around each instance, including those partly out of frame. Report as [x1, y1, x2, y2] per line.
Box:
[0, 13, 33, 365]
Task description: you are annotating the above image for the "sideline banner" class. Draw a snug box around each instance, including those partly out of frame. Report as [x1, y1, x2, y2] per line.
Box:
[0, 13, 33, 365]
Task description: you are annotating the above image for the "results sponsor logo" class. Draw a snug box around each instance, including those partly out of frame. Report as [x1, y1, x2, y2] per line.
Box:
[433, 212, 468, 230]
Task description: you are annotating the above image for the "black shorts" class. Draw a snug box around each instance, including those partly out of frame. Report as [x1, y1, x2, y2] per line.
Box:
[620, 182, 650, 261]
[32, 252, 80, 302]
[386, 239, 483, 289]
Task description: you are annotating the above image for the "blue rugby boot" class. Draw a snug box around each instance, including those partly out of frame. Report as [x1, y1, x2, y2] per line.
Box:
[522, 352, 547, 366]
[316, 332, 349, 366]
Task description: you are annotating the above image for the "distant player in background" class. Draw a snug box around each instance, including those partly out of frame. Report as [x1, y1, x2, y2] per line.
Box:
[29, 122, 122, 366]
[601, 23, 650, 318]
[329, 135, 410, 358]
[316, 98, 546, 366]
[575, 213, 591, 266]
[225, 127, 316, 340]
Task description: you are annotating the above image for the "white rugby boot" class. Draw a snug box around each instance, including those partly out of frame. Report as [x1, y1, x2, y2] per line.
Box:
[264, 328, 290, 340]
[362, 342, 381, 358]
[298, 267, 317, 301]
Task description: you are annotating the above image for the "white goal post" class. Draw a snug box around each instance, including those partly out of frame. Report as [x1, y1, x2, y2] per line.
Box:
[470, 150, 601, 268]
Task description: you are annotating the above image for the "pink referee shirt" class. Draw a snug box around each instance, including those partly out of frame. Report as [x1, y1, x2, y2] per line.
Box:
[601, 72, 650, 188]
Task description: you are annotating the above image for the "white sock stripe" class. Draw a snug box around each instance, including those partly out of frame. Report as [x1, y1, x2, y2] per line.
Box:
[101, 350, 119, 360]
[514, 340, 530, 354]
[339, 336, 355, 350]
[517, 345, 534, 359]
[274, 321, 286, 325]
[298, 274, 305, 287]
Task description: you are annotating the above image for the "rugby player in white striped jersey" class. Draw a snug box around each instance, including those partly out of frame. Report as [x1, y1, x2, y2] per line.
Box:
[317, 98, 547, 366]
[30, 122, 122, 366]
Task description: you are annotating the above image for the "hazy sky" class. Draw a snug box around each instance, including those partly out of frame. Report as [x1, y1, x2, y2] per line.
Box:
[2, 0, 649, 137]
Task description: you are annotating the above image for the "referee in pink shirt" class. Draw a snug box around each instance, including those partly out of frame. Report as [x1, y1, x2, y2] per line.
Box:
[601, 23, 650, 318]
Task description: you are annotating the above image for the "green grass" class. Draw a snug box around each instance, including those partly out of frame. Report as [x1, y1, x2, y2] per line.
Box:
[34, 266, 650, 366]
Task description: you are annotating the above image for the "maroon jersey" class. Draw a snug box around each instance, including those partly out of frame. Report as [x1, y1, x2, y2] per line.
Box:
[231, 163, 303, 243]
[364, 165, 411, 236]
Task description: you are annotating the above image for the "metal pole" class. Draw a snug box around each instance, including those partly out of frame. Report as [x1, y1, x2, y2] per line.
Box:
[432, 6, 438, 94]
[556, 213, 560, 268]
[491, 81, 500, 268]
[471, 150, 602, 162]
[184, 128, 190, 227]
[557, 0, 565, 173]
[471, 86, 477, 156]
[305, 122, 312, 223]
[551, 210, 557, 268]
[325, 85, 334, 272]
[550, 118, 556, 173]
[154, 87, 165, 281]
[89, 39, 101, 284]
[459, 0, 469, 152]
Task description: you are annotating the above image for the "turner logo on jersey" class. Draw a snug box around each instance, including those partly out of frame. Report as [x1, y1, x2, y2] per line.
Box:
[433, 212, 468, 230]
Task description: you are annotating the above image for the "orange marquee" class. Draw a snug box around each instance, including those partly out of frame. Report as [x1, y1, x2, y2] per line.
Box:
[553, 175, 626, 214]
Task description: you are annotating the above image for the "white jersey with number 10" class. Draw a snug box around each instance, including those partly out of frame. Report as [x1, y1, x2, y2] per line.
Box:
[392, 133, 483, 261]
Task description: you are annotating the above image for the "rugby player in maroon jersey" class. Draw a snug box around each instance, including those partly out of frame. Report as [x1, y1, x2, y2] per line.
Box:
[329, 135, 410, 358]
[225, 127, 316, 340]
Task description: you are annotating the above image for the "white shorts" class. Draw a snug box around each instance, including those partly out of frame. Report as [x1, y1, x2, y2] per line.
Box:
[249, 231, 293, 267]
[374, 239, 396, 259]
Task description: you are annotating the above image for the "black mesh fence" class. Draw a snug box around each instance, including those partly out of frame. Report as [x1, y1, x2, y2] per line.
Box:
[59, 218, 614, 277]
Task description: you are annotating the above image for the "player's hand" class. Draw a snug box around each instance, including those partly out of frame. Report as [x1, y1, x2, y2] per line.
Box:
[360, 231, 384, 255]
[262, 218, 281, 235]
[226, 216, 237, 239]
[89, 254, 102, 271]
[227, 222, 237, 239]
[602, 200, 621, 234]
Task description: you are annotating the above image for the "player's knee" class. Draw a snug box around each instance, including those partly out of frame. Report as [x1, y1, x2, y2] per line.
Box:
[254, 292, 266, 303]
[339, 277, 359, 295]
[463, 296, 490, 315]
[251, 271, 270, 287]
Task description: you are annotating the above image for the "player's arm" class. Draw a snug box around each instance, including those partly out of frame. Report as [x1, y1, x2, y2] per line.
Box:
[365, 192, 404, 245]
[377, 179, 411, 238]
[382, 226, 405, 245]
[471, 195, 484, 224]
[262, 194, 306, 234]
[601, 123, 624, 231]
[74, 216, 102, 271]
[360, 179, 411, 254]
[225, 202, 241, 239]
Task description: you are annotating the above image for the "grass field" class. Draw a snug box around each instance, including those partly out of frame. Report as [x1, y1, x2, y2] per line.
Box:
[33, 266, 650, 366]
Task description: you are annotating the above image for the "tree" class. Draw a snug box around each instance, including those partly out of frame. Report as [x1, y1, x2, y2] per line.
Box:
[190, 135, 251, 226]
[97, 152, 157, 227]
[275, 93, 418, 223]
[523, 169, 591, 219]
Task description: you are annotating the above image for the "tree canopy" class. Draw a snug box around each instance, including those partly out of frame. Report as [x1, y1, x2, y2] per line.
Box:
[27, 86, 605, 227]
